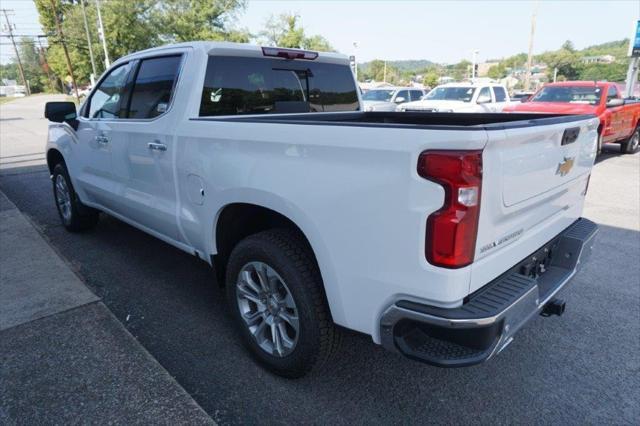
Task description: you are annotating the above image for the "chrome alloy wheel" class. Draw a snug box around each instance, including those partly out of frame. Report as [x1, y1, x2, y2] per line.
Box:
[55, 174, 72, 222]
[235, 261, 300, 357]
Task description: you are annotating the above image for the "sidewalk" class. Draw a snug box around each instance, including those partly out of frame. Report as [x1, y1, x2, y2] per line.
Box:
[0, 190, 214, 424]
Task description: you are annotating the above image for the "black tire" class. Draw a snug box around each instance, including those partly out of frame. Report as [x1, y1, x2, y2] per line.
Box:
[52, 162, 99, 232]
[597, 132, 603, 155]
[620, 126, 640, 154]
[225, 229, 340, 378]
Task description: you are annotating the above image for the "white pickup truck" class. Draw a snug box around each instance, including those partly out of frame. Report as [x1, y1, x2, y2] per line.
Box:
[44, 42, 598, 378]
[398, 82, 514, 113]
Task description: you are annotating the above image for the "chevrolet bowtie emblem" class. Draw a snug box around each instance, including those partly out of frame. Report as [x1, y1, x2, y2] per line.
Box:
[556, 157, 575, 177]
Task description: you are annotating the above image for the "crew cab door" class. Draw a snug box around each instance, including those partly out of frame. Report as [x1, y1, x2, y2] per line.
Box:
[110, 54, 184, 241]
[604, 85, 629, 142]
[75, 61, 135, 207]
[476, 86, 495, 112]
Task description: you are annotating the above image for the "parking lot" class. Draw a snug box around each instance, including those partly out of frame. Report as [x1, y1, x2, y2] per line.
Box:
[1, 95, 638, 424]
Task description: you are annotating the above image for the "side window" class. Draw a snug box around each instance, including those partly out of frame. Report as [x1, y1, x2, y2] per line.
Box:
[477, 87, 492, 103]
[607, 85, 618, 100]
[410, 90, 424, 101]
[87, 62, 133, 119]
[493, 86, 507, 102]
[128, 55, 182, 119]
[395, 90, 409, 103]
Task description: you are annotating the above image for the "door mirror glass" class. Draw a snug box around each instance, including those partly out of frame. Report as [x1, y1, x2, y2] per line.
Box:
[606, 98, 624, 107]
[44, 102, 78, 130]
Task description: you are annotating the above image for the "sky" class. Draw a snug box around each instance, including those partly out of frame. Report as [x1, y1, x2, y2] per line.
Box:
[1, 0, 639, 65]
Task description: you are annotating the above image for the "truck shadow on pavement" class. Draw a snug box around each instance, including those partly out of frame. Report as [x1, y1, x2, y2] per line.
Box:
[0, 164, 638, 425]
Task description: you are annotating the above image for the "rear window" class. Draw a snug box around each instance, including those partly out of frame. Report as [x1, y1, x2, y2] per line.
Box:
[199, 56, 359, 116]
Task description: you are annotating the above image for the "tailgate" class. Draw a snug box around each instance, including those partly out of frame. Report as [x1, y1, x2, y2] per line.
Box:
[470, 115, 599, 294]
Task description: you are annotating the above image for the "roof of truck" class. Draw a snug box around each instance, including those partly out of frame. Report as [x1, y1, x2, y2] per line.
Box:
[117, 41, 350, 66]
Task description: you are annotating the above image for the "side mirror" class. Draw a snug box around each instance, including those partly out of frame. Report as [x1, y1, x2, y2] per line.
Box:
[520, 96, 530, 102]
[477, 95, 491, 104]
[45, 101, 78, 130]
[394, 96, 406, 104]
[606, 98, 624, 107]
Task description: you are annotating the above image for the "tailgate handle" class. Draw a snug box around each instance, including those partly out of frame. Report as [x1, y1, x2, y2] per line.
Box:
[561, 127, 580, 146]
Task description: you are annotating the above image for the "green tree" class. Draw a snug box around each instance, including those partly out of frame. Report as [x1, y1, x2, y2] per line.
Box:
[33, 0, 249, 87]
[260, 13, 333, 51]
[17, 37, 50, 93]
[578, 62, 629, 82]
[422, 71, 439, 88]
[538, 41, 580, 81]
[487, 63, 507, 79]
[151, 0, 249, 43]
[360, 59, 400, 83]
[302, 35, 332, 52]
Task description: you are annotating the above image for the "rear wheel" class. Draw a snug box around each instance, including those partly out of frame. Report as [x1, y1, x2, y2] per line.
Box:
[225, 229, 340, 378]
[620, 126, 639, 154]
[52, 163, 99, 232]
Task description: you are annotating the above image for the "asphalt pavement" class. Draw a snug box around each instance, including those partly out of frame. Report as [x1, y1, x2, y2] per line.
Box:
[1, 95, 638, 425]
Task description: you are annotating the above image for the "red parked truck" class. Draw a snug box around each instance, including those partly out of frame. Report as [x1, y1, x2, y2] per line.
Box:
[504, 81, 640, 154]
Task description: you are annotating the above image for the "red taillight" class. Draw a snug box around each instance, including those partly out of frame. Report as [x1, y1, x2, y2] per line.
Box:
[418, 150, 483, 268]
[261, 47, 319, 60]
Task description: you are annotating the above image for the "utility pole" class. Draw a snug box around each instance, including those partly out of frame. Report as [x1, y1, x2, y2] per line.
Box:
[383, 60, 387, 83]
[524, 1, 539, 91]
[49, 0, 79, 101]
[80, 0, 97, 85]
[95, 0, 110, 68]
[472, 49, 479, 79]
[35, 37, 56, 92]
[1, 9, 31, 96]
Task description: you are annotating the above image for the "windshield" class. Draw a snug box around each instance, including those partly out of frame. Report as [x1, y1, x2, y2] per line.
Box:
[362, 90, 394, 102]
[530, 86, 603, 105]
[425, 86, 475, 102]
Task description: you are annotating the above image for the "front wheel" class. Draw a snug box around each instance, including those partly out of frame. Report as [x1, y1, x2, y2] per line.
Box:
[52, 163, 99, 232]
[225, 229, 340, 378]
[620, 126, 640, 154]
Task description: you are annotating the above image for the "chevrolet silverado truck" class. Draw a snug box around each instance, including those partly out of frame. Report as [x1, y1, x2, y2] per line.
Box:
[398, 82, 514, 113]
[504, 81, 640, 154]
[44, 42, 598, 378]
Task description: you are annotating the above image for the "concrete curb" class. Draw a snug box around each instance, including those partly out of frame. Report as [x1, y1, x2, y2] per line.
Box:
[0, 189, 215, 424]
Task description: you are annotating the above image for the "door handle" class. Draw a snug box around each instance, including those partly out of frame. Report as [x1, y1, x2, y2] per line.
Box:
[147, 142, 167, 152]
[95, 135, 109, 144]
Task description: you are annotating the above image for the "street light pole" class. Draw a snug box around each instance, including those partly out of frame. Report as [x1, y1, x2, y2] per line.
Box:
[472, 49, 479, 79]
[524, 1, 539, 91]
[95, 0, 110, 68]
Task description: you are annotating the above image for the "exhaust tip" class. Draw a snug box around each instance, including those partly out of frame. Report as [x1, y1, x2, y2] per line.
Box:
[541, 298, 566, 317]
